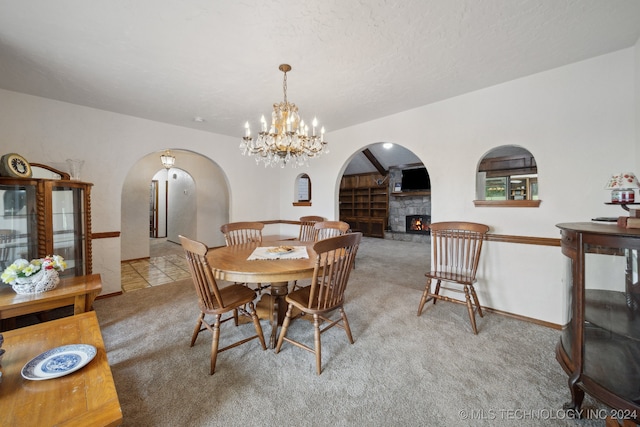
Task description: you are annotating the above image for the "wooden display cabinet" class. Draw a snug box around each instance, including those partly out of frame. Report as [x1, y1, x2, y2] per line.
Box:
[0, 171, 92, 278]
[556, 222, 640, 422]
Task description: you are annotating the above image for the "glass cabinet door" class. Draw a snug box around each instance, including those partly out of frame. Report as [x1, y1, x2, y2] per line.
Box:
[582, 243, 640, 403]
[1, 175, 92, 280]
[0, 181, 39, 269]
[49, 183, 87, 278]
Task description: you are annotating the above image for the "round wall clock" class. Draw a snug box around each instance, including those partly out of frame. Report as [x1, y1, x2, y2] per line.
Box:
[0, 153, 33, 178]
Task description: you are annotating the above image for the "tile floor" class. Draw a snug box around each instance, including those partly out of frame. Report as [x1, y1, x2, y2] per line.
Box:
[120, 238, 192, 292]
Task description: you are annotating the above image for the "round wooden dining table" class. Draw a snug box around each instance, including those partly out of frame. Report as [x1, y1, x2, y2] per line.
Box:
[206, 240, 317, 348]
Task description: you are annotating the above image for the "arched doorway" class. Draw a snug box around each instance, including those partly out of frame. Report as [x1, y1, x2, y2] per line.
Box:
[121, 150, 229, 263]
[340, 142, 430, 242]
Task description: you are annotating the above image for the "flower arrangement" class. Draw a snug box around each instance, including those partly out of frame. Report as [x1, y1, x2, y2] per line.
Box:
[1, 255, 67, 285]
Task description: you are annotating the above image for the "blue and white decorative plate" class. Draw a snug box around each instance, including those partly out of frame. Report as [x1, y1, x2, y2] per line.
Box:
[21, 344, 97, 380]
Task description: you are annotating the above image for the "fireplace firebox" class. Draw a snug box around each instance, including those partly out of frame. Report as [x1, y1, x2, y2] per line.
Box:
[406, 215, 430, 234]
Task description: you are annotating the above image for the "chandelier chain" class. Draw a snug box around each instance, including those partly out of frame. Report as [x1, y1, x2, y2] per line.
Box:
[282, 69, 288, 105]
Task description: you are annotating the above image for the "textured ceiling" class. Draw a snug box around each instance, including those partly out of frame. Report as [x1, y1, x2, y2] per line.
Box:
[1, 1, 639, 173]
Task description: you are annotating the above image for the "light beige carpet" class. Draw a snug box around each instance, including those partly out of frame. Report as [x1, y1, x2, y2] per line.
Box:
[94, 237, 606, 426]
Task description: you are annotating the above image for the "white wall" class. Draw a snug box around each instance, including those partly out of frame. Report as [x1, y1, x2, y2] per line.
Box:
[0, 46, 637, 324]
[279, 47, 637, 324]
[0, 90, 280, 295]
[165, 168, 196, 244]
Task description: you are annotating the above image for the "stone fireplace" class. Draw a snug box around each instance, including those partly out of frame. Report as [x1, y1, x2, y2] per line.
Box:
[406, 214, 431, 234]
[385, 167, 431, 243]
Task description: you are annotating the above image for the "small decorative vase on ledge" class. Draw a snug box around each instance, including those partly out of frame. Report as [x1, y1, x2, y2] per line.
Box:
[11, 269, 60, 295]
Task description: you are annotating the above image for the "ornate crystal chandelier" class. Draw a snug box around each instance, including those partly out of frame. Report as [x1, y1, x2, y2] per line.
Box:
[160, 150, 175, 169]
[240, 64, 328, 168]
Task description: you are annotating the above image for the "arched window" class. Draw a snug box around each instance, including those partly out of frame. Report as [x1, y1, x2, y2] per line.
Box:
[293, 173, 312, 206]
[474, 145, 541, 207]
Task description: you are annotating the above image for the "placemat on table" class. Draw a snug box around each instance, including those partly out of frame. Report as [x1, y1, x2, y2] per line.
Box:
[247, 246, 309, 260]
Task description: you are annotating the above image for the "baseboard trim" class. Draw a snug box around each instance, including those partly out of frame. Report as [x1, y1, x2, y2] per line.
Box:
[483, 306, 562, 330]
[96, 291, 123, 299]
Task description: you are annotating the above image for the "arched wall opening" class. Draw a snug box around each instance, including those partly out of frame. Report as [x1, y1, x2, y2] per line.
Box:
[121, 149, 229, 263]
[338, 142, 431, 242]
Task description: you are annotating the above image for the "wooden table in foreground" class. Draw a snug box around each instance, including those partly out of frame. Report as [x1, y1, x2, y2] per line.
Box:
[0, 311, 122, 427]
[207, 240, 316, 348]
[0, 274, 102, 331]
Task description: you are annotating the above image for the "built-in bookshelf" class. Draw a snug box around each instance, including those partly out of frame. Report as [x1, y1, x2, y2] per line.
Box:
[339, 173, 388, 238]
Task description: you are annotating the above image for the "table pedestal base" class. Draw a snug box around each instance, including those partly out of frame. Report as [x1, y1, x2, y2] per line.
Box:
[267, 282, 289, 348]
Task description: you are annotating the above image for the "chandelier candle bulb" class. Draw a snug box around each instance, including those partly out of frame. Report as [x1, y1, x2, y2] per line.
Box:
[260, 115, 267, 132]
[244, 121, 250, 137]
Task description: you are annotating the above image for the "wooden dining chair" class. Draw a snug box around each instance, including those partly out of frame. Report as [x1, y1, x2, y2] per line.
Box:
[298, 216, 324, 242]
[179, 235, 266, 374]
[417, 221, 490, 334]
[291, 216, 325, 292]
[220, 221, 268, 294]
[275, 232, 362, 375]
[291, 220, 354, 293]
[220, 221, 264, 246]
[314, 220, 350, 241]
[0, 229, 15, 270]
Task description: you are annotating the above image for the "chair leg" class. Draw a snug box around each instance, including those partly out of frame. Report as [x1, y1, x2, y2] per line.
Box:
[470, 284, 483, 318]
[191, 312, 205, 347]
[433, 280, 441, 305]
[275, 304, 294, 353]
[210, 314, 222, 375]
[340, 307, 354, 344]
[417, 278, 432, 316]
[248, 302, 267, 350]
[313, 314, 322, 375]
[463, 286, 478, 335]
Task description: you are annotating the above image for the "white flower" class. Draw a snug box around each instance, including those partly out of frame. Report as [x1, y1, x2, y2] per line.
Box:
[1, 255, 66, 285]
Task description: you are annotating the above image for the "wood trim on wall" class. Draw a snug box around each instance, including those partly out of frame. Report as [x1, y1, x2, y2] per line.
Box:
[473, 200, 541, 207]
[485, 233, 560, 247]
[95, 224, 559, 247]
[92, 231, 121, 239]
[482, 306, 562, 329]
[260, 219, 301, 226]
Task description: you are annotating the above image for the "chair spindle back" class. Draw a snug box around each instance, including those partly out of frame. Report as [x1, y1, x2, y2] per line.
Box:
[307, 232, 361, 310]
[298, 216, 324, 242]
[314, 220, 350, 241]
[220, 222, 264, 246]
[179, 236, 225, 311]
[429, 222, 489, 284]
[0, 229, 15, 269]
